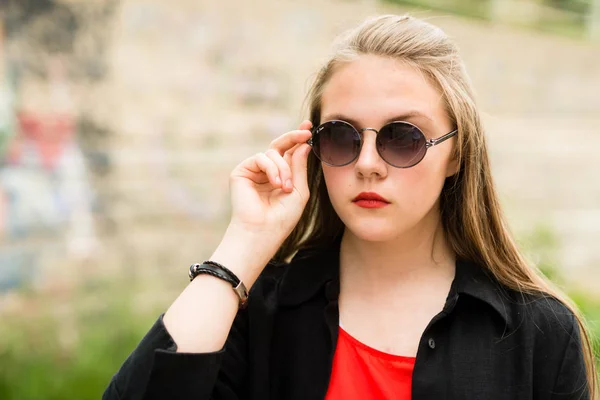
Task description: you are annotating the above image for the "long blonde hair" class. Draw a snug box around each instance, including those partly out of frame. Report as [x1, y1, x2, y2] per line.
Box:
[274, 15, 597, 395]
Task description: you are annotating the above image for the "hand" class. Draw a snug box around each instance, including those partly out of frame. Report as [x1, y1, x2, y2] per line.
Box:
[228, 120, 313, 239]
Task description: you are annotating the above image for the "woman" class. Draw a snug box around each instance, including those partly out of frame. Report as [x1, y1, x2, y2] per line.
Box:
[103, 15, 597, 400]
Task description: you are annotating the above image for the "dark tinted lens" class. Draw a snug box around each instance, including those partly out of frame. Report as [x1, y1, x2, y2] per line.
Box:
[378, 122, 427, 167]
[312, 121, 361, 166]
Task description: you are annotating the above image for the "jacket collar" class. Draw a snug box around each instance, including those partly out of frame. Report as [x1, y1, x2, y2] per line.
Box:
[278, 235, 511, 326]
[451, 258, 512, 326]
[278, 236, 341, 307]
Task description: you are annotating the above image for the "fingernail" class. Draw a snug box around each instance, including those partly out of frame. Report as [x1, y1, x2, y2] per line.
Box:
[275, 176, 281, 185]
[286, 179, 292, 189]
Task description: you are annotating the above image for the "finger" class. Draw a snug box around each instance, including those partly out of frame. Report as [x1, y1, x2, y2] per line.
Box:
[283, 143, 301, 165]
[291, 143, 312, 195]
[264, 149, 293, 192]
[298, 119, 313, 131]
[269, 129, 312, 156]
[251, 152, 282, 187]
[236, 156, 267, 184]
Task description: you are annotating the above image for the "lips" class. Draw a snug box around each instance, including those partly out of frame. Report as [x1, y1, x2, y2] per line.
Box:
[352, 192, 390, 203]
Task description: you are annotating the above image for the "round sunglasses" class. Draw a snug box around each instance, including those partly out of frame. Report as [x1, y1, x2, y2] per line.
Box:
[307, 120, 457, 168]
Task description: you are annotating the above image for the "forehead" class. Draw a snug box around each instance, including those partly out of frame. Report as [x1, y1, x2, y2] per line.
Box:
[320, 55, 445, 126]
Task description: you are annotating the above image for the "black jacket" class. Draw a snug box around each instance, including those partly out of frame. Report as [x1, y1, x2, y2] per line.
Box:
[103, 239, 589, 400]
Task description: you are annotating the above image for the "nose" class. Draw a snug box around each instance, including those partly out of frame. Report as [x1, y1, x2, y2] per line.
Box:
[354, 129, 388, 179]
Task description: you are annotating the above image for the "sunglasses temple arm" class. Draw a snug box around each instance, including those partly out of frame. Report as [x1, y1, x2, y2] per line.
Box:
[426, 129, 458, 148]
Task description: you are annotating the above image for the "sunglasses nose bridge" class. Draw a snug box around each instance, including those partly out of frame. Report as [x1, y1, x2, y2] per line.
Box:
[359, 127, 378, 134]
[357, 127, 378, 153]
[354, 128, 387, 168]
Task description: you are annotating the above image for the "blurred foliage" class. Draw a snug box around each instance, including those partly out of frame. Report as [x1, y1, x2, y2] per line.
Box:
[384, 0, 591, 39]
[0, 279, 161, 400]
[520, 223, 600, 360]
[385, 0, 489, 19]
[547, 0, 590, 14]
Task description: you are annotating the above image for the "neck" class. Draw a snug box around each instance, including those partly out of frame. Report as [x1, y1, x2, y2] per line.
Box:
[339, 205, 456, 295]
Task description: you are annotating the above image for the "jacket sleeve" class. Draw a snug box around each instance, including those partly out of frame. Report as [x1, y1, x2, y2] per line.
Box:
[550, 309, 590, 400]
[102, 307, 249, 400]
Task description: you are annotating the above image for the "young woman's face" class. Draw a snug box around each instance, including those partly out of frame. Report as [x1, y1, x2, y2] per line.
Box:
[319, 54, 458, 242]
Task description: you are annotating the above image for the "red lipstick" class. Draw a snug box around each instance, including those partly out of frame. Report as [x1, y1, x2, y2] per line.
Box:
[352, 192, 390, 209]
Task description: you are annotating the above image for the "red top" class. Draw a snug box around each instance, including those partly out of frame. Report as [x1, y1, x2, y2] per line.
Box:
[325, 326, 416, 400]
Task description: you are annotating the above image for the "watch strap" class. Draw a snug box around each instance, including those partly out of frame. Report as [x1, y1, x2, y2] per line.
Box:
[188, 262, 249, 309]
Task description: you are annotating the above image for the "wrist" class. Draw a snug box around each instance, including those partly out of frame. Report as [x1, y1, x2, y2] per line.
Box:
[209, 223, 282, 288]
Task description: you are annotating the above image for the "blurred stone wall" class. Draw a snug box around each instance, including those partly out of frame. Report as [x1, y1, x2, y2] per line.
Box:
[2, 0, 599, 293]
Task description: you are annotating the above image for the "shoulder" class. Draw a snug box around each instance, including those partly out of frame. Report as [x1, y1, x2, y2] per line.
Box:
[483, 275, 585, 371]
[499, 283, 580, 338]
[505, 289, 582, 350]
[457, 259, 580, 340]
[463, 263, 588, 390]
[504, 289, 590, 397]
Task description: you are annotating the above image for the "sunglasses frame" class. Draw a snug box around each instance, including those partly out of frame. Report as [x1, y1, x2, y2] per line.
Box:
[307, 119, 458, 168]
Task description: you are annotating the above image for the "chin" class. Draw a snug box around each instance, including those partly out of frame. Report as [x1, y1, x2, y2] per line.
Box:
[342, 219, 404, 243]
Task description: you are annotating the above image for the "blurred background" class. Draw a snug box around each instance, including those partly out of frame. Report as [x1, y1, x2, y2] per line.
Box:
[0, 0, 598, 398]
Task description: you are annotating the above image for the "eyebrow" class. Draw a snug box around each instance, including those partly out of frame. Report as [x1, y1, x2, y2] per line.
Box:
[321, 111, 433, 128]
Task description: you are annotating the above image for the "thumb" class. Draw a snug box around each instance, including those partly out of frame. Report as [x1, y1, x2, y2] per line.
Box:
[291, 143, 312, 195]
